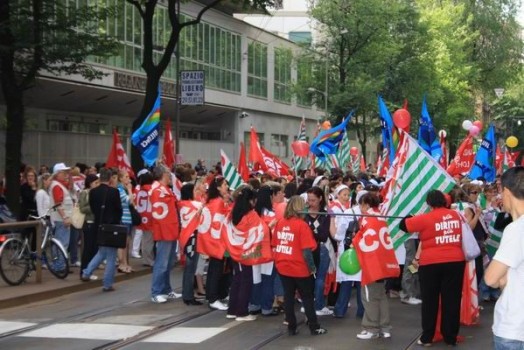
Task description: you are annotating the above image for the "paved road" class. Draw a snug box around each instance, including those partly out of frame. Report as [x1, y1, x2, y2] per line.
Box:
[0, 268, 495, 350]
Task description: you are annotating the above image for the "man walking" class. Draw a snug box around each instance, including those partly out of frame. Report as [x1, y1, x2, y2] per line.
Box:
[150, 166, 181, 303]
[485, 166, 524, 349]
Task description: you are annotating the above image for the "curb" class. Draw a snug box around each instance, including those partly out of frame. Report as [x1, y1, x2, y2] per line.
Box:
[0, 268, 151, 310]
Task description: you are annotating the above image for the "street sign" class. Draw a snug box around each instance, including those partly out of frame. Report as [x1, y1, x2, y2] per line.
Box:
[180, 70, 205, 105]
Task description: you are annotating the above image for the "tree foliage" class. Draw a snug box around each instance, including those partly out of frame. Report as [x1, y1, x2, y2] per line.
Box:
[0, 0, 117, 213]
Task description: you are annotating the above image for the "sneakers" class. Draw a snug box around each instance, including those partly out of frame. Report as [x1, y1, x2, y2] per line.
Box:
[311, 327, 328, 336]
[131, 254, 142, 259]
[72, 261, 81, 267]
[356, 330, 379, 340]
[80, 275, 98, 282]
[151, 295, 168, 304]
[315, 307, 333, 316]
[235, 314, 257, 321]
[300, 306, 305, 313]
[209, 300, 228, 311]
[402, 297, 422, 305]
[381, 331, 391, 338]
[226, 314, 236, 319]
[167, 291, 182, 300]
[417, 339, 432, 347]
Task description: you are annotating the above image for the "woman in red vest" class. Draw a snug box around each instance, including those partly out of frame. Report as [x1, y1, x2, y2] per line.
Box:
[400, 190, 465, 347]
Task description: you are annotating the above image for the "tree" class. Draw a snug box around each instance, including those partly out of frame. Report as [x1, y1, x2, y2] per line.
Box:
[126, 0, 274, 170]
[0, 0, 116, 214]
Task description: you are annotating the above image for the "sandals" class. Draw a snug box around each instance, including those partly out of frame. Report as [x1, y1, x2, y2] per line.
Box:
[117, 266, 133, 274]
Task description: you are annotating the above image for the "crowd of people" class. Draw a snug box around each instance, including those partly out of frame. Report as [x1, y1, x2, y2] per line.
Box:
[12, 160, 523, 347]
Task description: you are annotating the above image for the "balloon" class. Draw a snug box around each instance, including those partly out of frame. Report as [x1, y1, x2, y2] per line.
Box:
[469, 125, 480, 136]
[438, 130, 447, 138]
[321, 121, 332, 130]
[291, 140, 310, 157]
[392, 109, 411, 131]
[473, 120, 483, 130]
[506, 136, 519, 148]
[462, 120, 473, 131]
[350, 147, 359, 156]
[339, 248, 361, 275]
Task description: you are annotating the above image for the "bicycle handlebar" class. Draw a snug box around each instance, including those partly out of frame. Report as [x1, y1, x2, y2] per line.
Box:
[28, 204, 61, 221]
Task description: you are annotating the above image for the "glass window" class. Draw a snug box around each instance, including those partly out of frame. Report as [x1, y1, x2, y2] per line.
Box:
[271, 134, 288, 158]
[274, 47, 292, 104]
[247, 40, 268, 98]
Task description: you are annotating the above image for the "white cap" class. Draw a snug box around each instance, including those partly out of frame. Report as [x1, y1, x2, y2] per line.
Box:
[313, 175, 326, 187]
[334, 185, 349, 198]
[137, 169, 149, 178]
[470, 180, 484, 186]
[356, 190, 368, 204]
[52, 163, 70, 175]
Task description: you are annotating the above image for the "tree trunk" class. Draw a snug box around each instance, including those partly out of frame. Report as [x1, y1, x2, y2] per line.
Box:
[3, 89, 24, 216]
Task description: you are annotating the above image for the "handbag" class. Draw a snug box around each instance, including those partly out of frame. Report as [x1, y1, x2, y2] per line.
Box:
[129, 205, 142, 226]
[96, 187, 128, 248]
[97, 224, 128, 248]
[460, 214, 481, 261]
[344, 208, 359, 250]
[71, 204, 85, 229]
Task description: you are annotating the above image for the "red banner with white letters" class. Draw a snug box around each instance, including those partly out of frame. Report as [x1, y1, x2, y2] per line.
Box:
[352, 211, 400, 286]
[196, 198, 228, 259]
[178, 200, 203, 251]
[447, 135, 474, 177]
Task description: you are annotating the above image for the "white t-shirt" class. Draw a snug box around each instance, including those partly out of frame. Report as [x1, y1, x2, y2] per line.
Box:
[492, 215, 524, 341]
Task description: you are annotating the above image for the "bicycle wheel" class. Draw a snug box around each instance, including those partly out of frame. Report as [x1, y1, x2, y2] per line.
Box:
[0, 238, 30, 286]
[42, 239, 69, 279]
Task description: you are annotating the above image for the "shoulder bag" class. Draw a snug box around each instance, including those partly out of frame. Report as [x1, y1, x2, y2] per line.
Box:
[97, 187, 128, 248]
[71, 203, 85, 229]
[460, 213, 481, 261]
[129, 204, 142, 226]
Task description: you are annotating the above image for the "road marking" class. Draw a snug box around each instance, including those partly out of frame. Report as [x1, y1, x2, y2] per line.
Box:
[0, 321, 36, 335]
[142, 327, 227, 343]
[18, 323, 152, 340]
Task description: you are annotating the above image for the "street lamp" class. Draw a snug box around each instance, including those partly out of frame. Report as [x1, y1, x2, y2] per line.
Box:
[307, 87, 328, 118]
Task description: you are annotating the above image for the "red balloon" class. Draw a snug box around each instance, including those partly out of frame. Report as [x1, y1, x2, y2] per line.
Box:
[393, 109, 411, 131]
[473, 120, 483, 130]
[291, 140, 310, 157]
[350, 147, 359, 156]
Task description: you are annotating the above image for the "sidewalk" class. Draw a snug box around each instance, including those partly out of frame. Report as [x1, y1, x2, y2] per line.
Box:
[0, 257, 151, 310]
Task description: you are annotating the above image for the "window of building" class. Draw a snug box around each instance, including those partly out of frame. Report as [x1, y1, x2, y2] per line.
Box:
[274, 47, 292, 104]
[289, 31, 312, 45]
[247, 40, 268, 98]
[271, 134, 288, 158]
[296, 58, 314, 107]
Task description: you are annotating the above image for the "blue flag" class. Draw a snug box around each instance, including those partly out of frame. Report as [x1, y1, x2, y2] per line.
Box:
[131, 90, 161, 167]
[378, 95, 395, 164]
[468, 124, 496, 182]
[418, 95, 443, 162]
[309, 110, 354, 161]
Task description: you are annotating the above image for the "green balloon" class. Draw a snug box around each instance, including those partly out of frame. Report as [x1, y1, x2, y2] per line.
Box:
[339, 248, 361, 275]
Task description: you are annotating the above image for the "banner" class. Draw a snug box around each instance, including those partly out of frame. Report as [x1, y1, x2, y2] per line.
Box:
[238, 142, 250, 182]
[468, 124, 496, 182]
[131, 90, 161, 166]
[447, 136, 474, 177]
[106, 130, 135, 178]
[221, 149, 243, 190]
[196, 199, 228, 259]
[178, 200, 204, 251]
[163, 119, 176, 169]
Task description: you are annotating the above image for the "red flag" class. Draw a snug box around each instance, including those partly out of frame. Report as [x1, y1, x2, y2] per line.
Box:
[495, 145, 503, 174]
[360, 154, 366, 171]
[447, 135, 474, 176]
[249, 127, 265, 165]
[221, 210, 272, 265]
[163, 119, 176, 169]
[352, 210, 400, 286]
[439, 134, 448, 169]
[179, 200, 203, 251]
[106, 130, 135, 178]
[196, 198, 229, 259]
[238, 142, 250, 182]
[260, 146, 291, 176]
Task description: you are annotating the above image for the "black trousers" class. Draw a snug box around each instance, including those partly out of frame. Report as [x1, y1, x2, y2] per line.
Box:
[418, 261, 465, 345]
[228, 262, 252, 317]
[280, 274, 319, 332]
[206, 257, 231, 303]
[80, 223, 98, 274]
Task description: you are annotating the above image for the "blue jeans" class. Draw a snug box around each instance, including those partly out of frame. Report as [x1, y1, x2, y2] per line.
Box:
[334, 281, 364, 318]
[82, 246, 117, 289]
[151, 240, 178, 297]
[494, 335, 524, 350]
[480, 279, 500, 300]
[314, 244, 330, 310]
[54, 221, 70, 256]
[274, 272, 284, 296]
[250, 269, 276, 314]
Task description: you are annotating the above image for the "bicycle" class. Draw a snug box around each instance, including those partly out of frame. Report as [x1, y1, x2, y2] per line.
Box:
[0, 205, 69, 286]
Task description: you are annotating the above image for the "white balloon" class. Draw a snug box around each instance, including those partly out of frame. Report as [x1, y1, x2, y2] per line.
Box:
[438, 130, 447, 138]
[462, 120, 473, 131]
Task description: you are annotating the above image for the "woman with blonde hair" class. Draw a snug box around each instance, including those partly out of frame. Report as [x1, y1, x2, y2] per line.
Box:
[116, 170, 134, 273]
[35, 173, 52, 217]
[272, 195, 327, 336]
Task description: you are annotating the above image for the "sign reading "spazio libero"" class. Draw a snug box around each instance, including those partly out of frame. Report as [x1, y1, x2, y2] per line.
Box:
[180, 70, 205, 105]
[114, 72, 177, 97]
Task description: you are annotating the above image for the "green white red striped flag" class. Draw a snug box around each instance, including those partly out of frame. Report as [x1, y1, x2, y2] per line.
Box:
[337, 131, 350, 169]
[220, 149, 243, 190]
[293, 116, 307, 171]
[381, 131, 456, 249]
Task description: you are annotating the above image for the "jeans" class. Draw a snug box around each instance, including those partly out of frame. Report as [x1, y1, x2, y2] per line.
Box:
[334, 281, 364, 318]
[151, 240, 178, 297]
[494, 335, 524, 350]
[82, 246, 117, 289]
[69, 226, 80, 264]
[54, 221, 70, 257]
[479, 279, 500, 300]
[314, 244, 330, 310]
[250, 269, 276, 314]
[182, 252, 199, 301]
